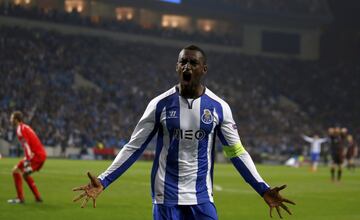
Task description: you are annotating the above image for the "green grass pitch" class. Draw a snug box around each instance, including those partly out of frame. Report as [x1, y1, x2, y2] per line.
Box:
[0, 158, 359, 220]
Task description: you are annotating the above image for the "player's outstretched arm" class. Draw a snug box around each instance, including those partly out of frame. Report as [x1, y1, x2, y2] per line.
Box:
[263, 185, 295, 219]
[73, 172, 104, 208]
[301, 134, 313, 143]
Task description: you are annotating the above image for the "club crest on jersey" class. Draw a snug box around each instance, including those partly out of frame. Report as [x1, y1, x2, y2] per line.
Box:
[201, 109, 213, 124]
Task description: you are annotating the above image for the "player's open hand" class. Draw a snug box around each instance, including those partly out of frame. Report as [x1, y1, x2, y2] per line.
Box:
[73, 172, 104, 208]
[263, 185, 295, 219]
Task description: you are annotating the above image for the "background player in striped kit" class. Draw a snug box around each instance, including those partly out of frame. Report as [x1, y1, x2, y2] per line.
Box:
[302, 134, 328, 172]
[73, 45, 295, 219]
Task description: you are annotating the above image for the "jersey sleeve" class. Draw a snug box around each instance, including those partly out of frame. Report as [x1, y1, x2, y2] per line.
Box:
[318, 138, 328, 143]
[98, 99, 159, 189]
[302, 135, 314, 143]
[217, 102, 270, 196]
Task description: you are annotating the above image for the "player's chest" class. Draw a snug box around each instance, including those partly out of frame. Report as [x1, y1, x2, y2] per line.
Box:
[17, 135, 26, 144]
[160, 98, 219, 134]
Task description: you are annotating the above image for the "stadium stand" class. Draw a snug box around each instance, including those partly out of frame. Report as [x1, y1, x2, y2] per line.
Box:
[0, 0, 332, 47]
[0, 25, 358, 159]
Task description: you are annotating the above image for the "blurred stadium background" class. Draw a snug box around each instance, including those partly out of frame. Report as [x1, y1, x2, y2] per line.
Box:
[0, 0, 359, 219]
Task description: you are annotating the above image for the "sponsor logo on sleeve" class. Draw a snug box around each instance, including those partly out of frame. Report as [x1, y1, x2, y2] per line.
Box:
[232, 124, 238, 130]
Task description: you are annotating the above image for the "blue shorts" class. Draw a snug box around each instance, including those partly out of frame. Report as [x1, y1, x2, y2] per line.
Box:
[153, 202, 218, 220]
[311, 153, 320, 162]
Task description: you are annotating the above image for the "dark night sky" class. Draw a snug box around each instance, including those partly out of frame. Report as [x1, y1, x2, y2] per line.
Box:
[320, 1, 360, 61]
[328, 0, 360, 29]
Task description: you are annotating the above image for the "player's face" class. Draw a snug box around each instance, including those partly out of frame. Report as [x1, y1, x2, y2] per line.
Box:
[176, 49, 207, 90]
[328, 127, 334, 135]
[341, 127, 348, 134]
[334, 127, 341, 135]
[10, 114, 16, 127]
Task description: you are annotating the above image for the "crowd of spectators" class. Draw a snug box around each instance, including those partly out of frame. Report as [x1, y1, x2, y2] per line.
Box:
[0, 26, 358, 158]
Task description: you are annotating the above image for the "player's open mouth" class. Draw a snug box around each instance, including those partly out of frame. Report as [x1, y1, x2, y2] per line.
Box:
[183, 73, 191, 82]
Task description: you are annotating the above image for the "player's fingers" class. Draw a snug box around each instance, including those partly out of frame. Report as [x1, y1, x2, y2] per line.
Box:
[81, 196, 90, 208]
[277, 185, 287, 192]
[87, 172, 94, 181]
[73, 192, 87, 202]
[283, 198, 296, 205]
[269, 207, 273, 218]
[276, 206, 283, 219]
[72, 185, 87, 191]
[93, 198, 96, 208]
[280, 204, 292, 215]
[87, 172, 99, 187]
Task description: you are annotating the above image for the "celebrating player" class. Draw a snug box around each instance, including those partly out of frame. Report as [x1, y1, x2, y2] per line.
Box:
[302, 134, 328, 172]
[73, 45, 295, 219]
[7, 111, 46, 204]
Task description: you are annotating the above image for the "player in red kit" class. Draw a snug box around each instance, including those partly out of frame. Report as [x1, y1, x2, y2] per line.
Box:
[7, 111, 46, 204]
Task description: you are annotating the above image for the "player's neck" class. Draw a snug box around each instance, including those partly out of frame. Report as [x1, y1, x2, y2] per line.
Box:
[14, 121, 21, 128]
[178, 84, 205, 99]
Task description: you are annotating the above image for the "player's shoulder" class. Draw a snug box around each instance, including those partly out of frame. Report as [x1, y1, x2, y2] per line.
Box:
[148, 86, 177, 108]
[22, 123, 33, 131]
[16, 124, 23, 136]
[204, 87, 231, 109]
[17, 123, 30, 135]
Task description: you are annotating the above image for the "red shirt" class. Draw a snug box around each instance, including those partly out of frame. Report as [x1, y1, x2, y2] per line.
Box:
[16, 122, 46, 160]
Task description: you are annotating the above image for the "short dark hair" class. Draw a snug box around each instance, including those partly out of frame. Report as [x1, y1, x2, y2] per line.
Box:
[182, 45, 207, 64]
[12, 111, 24, 122]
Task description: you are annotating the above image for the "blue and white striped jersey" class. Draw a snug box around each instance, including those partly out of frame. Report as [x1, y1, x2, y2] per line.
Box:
[98, 86, 269, 205]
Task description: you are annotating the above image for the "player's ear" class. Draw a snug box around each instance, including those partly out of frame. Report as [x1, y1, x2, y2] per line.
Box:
[203, 64, 208, 75]
[176, 61, 180, 73]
